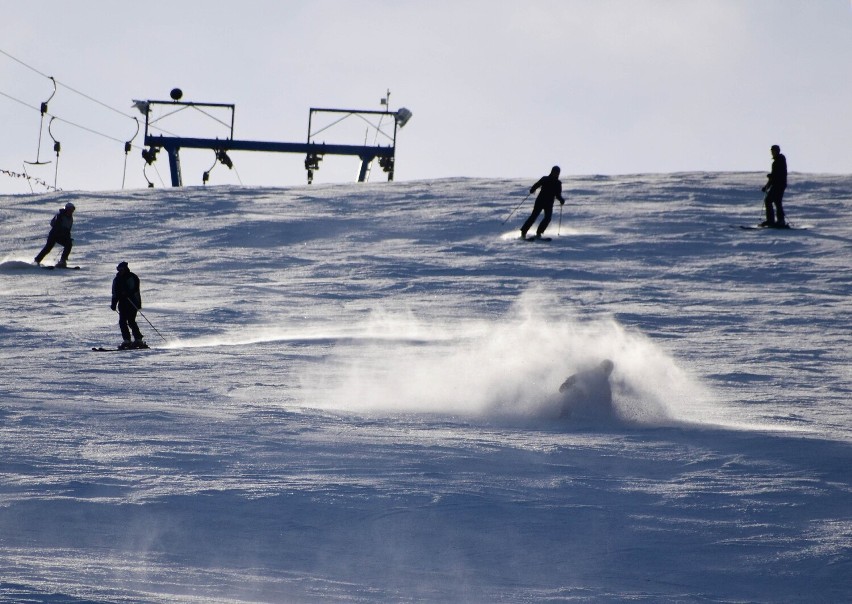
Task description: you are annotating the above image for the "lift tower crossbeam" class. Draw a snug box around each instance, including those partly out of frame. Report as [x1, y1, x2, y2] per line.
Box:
[140, 98, 407, 186]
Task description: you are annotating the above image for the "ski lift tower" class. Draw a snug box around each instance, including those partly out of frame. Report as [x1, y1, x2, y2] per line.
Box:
[137, 88, 412, 186]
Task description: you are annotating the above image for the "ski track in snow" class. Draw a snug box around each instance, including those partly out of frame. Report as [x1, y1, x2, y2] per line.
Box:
[1, 172, 851, 602]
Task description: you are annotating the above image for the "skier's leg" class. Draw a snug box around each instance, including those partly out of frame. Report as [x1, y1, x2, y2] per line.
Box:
[34, 234, 56, 264]
[763, 194, 776, 225]
[774, 190, 786, 225]
[536, 204, 553, 236]
[57, 238, 72, 267]
[118, 308, 132, 342]
[520, 206, 542, 238]
[128, 310, 144, 341]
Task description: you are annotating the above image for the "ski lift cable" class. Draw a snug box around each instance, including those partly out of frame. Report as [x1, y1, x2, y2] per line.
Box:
[0, 87, 145, 150]
[0, 48, 51, 78]
[48, 112, 127, 145]
[0, 88, 36, 111]
[0, 47, 139, 122]
[1, 47, 148, 182]
[56, 80, 138, 121]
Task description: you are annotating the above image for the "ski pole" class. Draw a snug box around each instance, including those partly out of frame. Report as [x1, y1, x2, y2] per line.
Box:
[501, 192, 531, 225]
[557, 202, 563, 236]
[126, 299, 168, 343]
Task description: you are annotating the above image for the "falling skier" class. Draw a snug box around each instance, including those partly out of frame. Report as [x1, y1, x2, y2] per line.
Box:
[111, 261, 147, 349]
[760, 145, 788, 228]
[557, 359, 615, 420]
[520, 166, 565, 240]
[34, 202, 75, 267]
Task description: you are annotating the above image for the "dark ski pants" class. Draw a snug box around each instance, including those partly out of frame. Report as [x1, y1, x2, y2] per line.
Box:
[118, 304, 144, 342]
[520, 199, 554, 237]
[34, 233, 72, 265]
[764, 188, 786, 225]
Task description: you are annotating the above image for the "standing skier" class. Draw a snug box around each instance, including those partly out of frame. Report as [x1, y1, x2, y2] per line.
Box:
[34, 202, 75, 267]
[761, 145, 788, 228]
[520, 166, 565, 239]
[111, 261, 147, 349]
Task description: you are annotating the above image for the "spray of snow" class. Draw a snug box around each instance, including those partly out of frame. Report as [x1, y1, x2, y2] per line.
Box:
[299, 289, 718, 427]
[166, 306, 460, 349]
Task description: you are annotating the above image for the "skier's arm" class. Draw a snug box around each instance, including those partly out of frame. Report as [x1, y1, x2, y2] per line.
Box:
[763, 158, 783, 192]
[559, 374, 577, 393]
[529, 177, 544, 195]
[133, 275, 142, 309]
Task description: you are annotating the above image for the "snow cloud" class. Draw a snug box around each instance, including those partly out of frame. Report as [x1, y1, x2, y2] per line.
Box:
[299, 289, 716, 428]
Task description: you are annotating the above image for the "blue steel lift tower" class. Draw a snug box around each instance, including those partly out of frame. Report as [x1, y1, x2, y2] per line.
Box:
[137, 89, 411, 186]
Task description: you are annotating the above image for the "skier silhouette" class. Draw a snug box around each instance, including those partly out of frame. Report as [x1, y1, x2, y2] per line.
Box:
[111, 261, 147, 349]
[34, 202, 75, 267]
[761, 145, 787, 228]
[520, 166, 565, 239]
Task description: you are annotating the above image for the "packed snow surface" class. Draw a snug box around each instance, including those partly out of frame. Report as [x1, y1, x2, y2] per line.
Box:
[1, 172, 851, 602]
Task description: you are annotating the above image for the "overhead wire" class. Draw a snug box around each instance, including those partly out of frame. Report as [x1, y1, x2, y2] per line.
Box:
[0, 47, 152, 189]
[3, 48, 276, 189]
[0, 48, 151, 156]
[0, 87, 133, 146]
[1, 48, 211, 143]
[0, 48, 139, 122]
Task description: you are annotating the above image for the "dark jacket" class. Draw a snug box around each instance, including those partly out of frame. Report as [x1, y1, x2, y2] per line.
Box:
[767, 153, 787, 191]
[49, 208, 74, 240]
[530, 175, 565, 205]
[112, 270, 142, 310]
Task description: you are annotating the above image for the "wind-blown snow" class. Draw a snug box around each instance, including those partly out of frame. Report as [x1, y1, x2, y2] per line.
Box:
[1, 172, 850, 602]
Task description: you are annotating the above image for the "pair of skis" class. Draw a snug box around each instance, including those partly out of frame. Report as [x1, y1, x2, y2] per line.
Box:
[91, 343, 150, 353]
[737, 223, 802, 231]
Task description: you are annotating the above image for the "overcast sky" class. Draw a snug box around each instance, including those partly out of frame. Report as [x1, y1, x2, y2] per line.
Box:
[1, 1, 850, 192]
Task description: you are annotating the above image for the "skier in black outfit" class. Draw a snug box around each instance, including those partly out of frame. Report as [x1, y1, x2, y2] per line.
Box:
[761, 145, 787, 227]
[34, 202, 75, 266]
[520, 166, 565, 239]
[111, 261, 147, 349]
